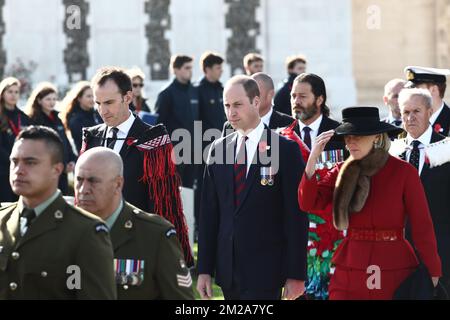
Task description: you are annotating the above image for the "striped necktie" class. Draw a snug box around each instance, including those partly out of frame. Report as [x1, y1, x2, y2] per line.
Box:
[234, 136, 248, 209]
[107, 127, 119, 149]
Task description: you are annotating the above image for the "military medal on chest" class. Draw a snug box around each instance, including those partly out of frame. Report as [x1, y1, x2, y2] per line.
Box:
[315, 149, 344, 170]
[260, 167, 274, 186]
[114, 258, 145, 289]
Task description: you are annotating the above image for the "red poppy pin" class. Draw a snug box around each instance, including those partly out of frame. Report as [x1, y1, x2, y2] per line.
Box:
[434, 123, 443, 133]
[258, 141, 270, 152]
[126, 137, 137, 146]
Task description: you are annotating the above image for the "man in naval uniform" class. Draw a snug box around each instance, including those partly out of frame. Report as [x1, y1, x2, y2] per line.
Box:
[0, 126, 116, 299]
[74, 147, 194, 300]
[404, 66, 450, 136]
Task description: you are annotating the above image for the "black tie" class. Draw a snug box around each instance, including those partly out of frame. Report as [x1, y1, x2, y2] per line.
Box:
[303, 127, 312, 150]
[409, 140, 421, 170]
[393, 120, 402, 126]
[21, 208, 36, 228]
[107, 127, 119, 149]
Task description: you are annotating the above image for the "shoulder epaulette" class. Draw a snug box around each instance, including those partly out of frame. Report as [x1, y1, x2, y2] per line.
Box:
[425, 138, 450, 168]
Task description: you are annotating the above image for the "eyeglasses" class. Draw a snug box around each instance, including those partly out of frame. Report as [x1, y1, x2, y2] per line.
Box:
[132, 83, 144, 88]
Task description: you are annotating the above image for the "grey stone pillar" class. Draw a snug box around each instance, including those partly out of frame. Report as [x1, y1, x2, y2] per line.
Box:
[63, 0, 90, 82]
[0, 0, 6, 78]
[145, 0, 171, 80]
[225, 0, 261, 75]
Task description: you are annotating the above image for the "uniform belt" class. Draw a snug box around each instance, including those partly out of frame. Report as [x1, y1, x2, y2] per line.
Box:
[347, 228, 404, 242]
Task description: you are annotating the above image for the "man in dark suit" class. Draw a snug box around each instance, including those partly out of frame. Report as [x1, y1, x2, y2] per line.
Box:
[290, 73, 345, 152]
[398, 88, 450, 297]
[404, 66, 450, 136]
[75, 147, 194, 300]
[197, 75, 309, 300]
[81, 67, 193, 267]
[155, 55, 199, 188]
[274, 55, 307, 116]
[222, 72, 294, 136]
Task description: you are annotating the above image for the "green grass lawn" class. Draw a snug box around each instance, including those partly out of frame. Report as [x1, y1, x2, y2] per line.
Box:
[192, 243, 224, 300]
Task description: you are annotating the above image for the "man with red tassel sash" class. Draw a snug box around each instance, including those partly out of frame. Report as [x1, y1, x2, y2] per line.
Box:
[80, 67, 193, 267]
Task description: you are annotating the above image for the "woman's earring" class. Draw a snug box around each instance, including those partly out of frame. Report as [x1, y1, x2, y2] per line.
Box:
[374, 140, 381, 149]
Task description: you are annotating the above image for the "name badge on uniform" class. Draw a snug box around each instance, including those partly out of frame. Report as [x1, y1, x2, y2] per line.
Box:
[260, 167, 274, 186]
[315, 149, 344, 170]
[114, 259, 145, 287]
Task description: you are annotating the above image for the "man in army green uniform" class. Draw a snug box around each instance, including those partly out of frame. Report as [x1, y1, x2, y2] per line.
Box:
[74, 146, 194, 299]
[0, 126, 116, 299]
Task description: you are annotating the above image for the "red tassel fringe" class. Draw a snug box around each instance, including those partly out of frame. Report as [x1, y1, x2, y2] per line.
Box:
[141, 144, 194, 267]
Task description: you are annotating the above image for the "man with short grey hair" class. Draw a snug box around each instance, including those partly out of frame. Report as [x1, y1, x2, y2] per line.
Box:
[75, 147, 194, 300]
[398, 88, 450, 298]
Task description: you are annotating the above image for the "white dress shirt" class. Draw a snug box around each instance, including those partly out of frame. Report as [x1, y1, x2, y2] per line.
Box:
[406, 125, 433, 175]
[260, 108, 273, 127]
[105, 111, 135, 154]
[235, 120, 265, 176]
[430, 101, 444, 127]
[298, 114, 323, 148]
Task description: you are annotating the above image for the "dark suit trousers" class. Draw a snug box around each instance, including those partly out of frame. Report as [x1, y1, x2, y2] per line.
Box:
[221, 244, 282, 300]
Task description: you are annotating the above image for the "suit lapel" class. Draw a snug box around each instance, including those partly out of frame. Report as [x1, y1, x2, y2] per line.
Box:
[110, 204, 134, 251]
[119, 117, 146, 158]
[226, 133, 238, 208]
[15, 196, 66, 250]
[317, 116, 328, 135]
[293, 121, 300, 136]
[268, 111, 278, 129]
[89, 124, 108, 148]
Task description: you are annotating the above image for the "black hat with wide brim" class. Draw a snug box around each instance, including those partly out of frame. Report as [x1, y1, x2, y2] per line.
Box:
[334, 107, 404, 136]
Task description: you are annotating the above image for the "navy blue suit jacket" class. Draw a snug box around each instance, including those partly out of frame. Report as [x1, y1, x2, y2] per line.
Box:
[198, 125, 309, 291]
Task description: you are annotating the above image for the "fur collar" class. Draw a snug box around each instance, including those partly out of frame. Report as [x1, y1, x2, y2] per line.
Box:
[333, 148, 389, 230]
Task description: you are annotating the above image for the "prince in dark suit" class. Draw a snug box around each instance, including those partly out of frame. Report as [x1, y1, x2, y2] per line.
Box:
[399, 87, 450, 297]
[81, 67, 193, 267]
[196, 75, 309, 300]
[221, 72, 294, 137]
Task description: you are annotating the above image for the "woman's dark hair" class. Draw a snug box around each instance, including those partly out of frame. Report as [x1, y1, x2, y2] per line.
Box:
[24, 82, 58, 121]
[60, 81, 92, 131]
[294, 73, 330, 117]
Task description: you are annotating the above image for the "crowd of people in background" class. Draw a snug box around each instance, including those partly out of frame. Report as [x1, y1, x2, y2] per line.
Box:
[0, 50, 449, 300]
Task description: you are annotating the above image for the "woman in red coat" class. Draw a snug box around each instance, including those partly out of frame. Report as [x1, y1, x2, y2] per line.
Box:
[298, 106, 441, 300]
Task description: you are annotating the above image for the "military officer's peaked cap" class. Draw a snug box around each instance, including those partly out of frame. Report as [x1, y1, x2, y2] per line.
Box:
[404, 66, 450, 87]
